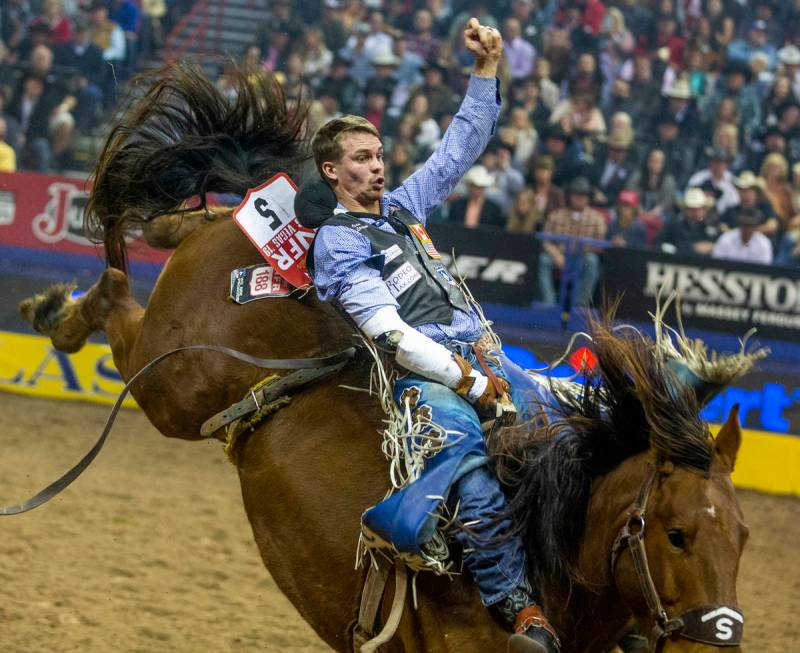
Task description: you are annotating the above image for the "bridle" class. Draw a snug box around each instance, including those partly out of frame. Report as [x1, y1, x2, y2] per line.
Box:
[610, 464, 745, 651]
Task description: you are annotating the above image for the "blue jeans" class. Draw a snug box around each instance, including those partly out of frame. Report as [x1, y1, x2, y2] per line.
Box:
[391, 343, 528, 606]
[538, 250, 601, 307]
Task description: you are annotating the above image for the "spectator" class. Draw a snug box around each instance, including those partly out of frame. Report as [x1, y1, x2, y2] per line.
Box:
[762, 75, 794, 125]
[590, 131, 636, 208]
[406, 61, 456, 118]
[711, 123, 745, 173]
[302, 26, 333, 89]
[566, 52, 603, 100]
[108, 0, 141, 78]
[363, 87, 389, 132]
[0, 116, 16, 172]
[760, 152, 795, 229]
[706, 0, 735, 53]
[608, 190, 647, 248]
[523, 154, 564, 226]
[533, 57, 560, 111]
[90, 1, 125, 65]
[366, 51, 399, 101]
[509, 75, 551, 133]
[447, 165, 505, 229]
[687, 147, 740, 214]
[661, 78, 703, 143]
[405, 93, 440, 154]
[53, 16, 105, 131]
[384, 141, 415, 189]
[777, 45, 800, 101]
[481, 139, 525, 215]
[30, 0, 74, 48]
[503, 16, 536, 80]
[2, 0, 32, 54]
[498, 105, 538, 172]
[626, 146, 677, 223]
[709, 60, 762, 143]
[728, 20, 777, 70]
[720, 170, 778, 237]
[318, 56, 362, 115]
[506, 188, 541, 234]
[259, 22, 293, 73]
[658, 187, 720, 256]
[405, 8, 441, 63]
[549, 92, 607, 143]
[7, 72, 73, 172]
[712, 208, 773, 264]
[387, 38, 425, 112]
[539, 176, 607, 306]
[628, 55, 662, 131]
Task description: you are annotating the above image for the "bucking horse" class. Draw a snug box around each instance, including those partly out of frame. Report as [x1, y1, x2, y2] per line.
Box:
[13, 65, 762, 652]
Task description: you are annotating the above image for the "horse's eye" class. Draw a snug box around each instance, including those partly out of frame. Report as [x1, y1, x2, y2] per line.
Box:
[667, 529, 686, 549]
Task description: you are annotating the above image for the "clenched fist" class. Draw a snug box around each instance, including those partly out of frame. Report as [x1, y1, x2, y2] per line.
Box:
[464, 17, 503, 78]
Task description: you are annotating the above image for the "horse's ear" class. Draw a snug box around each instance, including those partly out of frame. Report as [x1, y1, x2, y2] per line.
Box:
[714, 404, 742, 472]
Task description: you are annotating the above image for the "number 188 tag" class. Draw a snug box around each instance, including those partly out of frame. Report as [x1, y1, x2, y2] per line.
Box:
[233, 173, 315, 288]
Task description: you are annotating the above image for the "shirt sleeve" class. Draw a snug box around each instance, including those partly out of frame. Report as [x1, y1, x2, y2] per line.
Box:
[386, 75, 501, 224]
[312, 225, 399, 326]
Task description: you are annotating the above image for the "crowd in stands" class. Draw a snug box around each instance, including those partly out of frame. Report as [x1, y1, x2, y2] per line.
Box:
[3, 0, 800, 305]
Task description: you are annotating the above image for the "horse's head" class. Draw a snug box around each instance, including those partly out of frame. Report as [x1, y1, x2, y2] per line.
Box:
[613, 407, 748, 652]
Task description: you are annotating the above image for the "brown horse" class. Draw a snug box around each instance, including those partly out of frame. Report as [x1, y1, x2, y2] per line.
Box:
[19, 66, 749, 652]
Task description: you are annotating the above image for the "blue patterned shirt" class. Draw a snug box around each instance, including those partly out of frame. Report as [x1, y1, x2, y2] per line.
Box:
[312, 75, 501, 344]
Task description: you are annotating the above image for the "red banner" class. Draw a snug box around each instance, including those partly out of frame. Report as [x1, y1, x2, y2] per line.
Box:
[0, 171, 168, 265]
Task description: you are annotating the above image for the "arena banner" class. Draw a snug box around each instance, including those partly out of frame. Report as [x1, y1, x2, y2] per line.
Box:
[603, 247, 800, 342]
[0, 329, 796, 494]
[0, 330, 137, 409]
[0, 171, 168, 265]
[427, 224, 539, 306]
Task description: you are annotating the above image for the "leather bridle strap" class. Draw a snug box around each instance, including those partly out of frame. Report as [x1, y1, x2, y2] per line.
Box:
[610, 464, 744, 650]
[610, 465, 681, 641]
[0, 344, 357, 516]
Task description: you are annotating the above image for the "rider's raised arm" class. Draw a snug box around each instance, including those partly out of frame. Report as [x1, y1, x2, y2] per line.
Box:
[387, 19, 503, 223]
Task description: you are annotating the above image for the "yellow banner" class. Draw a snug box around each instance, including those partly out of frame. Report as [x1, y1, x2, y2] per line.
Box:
[0, 330, 138, 408]
[0, 330, 798, 495]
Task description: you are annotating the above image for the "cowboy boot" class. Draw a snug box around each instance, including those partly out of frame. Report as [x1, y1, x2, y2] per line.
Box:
[507, 605, 561, 653]
[497, 581, 561, 653]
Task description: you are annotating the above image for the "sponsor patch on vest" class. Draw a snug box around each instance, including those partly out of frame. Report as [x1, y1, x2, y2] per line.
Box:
[385, 261, 422, 297]
[230, 265, 293, 304]
[434, 264, 458, 286]
[408, 223, 441, 259]
[381, 243, 403, 264]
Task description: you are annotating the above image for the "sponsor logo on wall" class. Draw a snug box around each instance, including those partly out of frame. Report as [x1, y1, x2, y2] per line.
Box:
[427, 224, 539, 305]
[604, 247, 800, 341]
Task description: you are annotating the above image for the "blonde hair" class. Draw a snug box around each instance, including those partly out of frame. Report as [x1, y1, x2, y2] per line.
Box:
[311, 115, 379, 180]
[713, 123, 739, 155]
[761, 152, 789, 181]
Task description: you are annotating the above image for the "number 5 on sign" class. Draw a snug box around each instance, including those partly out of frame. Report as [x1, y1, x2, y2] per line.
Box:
[233, 173, 315, 288]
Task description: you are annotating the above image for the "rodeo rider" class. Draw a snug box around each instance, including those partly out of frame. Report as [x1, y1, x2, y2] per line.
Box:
[295, 18, 560, 653]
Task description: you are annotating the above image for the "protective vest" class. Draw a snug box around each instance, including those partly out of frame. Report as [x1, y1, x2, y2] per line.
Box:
[308, 208, 471, 327]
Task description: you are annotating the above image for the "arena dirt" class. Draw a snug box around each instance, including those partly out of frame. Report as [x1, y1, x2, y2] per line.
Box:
[0, 393, 797, 652]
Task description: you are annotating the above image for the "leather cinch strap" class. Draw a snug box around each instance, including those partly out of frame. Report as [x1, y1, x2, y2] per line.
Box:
[0, 344, 357, 516]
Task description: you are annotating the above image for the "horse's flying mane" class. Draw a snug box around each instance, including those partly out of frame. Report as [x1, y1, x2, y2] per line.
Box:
[488, 314, 713, 588]
[86, 62, 309, 272]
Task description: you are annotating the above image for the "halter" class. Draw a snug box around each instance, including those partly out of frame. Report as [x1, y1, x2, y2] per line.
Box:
[610, 464, 745, 651]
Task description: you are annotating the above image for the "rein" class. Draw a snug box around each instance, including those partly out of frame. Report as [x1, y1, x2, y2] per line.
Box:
[610, 465, 744, 650]
[0, 344, 357, 516]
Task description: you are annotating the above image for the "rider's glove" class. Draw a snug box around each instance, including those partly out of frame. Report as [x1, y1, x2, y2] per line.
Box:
[453, 353, 510, 413]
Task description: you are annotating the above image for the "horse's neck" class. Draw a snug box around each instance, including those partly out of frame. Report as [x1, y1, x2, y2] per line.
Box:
[552, 454, 650, 652]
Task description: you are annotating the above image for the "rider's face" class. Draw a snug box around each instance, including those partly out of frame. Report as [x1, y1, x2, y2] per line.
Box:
[325, 132, 385, 211]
